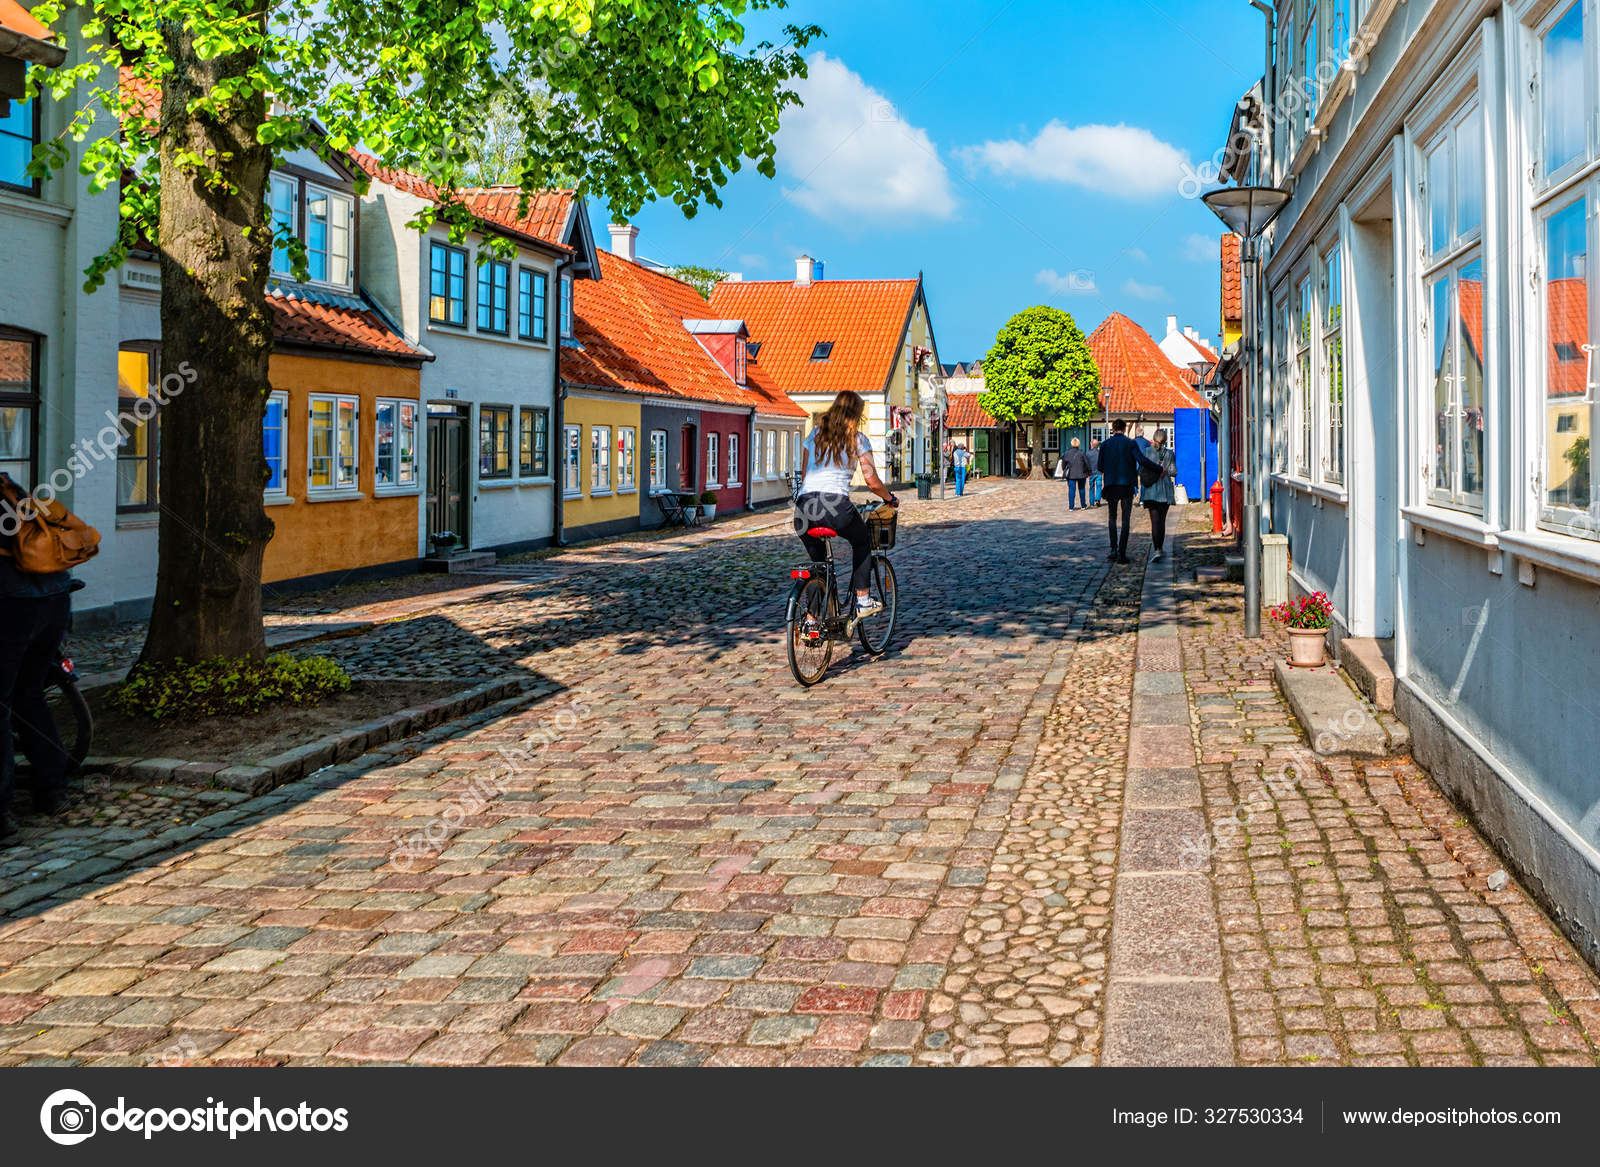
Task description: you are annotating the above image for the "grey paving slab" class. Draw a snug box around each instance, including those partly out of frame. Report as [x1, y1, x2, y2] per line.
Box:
[1102, 981, 1233, 1067]
[1108, 873, 1223, 979]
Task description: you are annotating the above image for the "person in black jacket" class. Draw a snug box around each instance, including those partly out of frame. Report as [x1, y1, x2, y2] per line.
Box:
[1097, 420, 1167, 564]
[0, 508, 74, 840]
[1062, 439, 1091, 510]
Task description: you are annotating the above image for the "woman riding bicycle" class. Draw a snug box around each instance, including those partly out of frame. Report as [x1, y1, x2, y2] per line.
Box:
[794, 391, 898, 619]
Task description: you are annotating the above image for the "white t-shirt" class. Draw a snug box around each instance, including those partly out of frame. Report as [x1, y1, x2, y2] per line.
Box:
[801, 430, 872, 496]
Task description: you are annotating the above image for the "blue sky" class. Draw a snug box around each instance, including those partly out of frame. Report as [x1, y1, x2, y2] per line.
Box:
[589, 0, 1265, 363]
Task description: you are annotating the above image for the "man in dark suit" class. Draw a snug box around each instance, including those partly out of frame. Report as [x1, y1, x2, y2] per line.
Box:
[1097, 420, 1164, 564]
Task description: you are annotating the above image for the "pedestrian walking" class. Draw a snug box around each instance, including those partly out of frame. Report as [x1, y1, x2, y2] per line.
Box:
[1087, 438, 1103, 507]
[1062, 437, 1091, 510]
[1141, 427, 1178, 562]
[1097, 420, 1167, 565]
[1133, 424, 1151, 505]
[952, 443, 972, 496]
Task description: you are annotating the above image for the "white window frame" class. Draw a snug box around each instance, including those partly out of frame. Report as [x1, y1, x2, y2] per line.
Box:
[308, 393, 359, 494]
[1294, 275, 1314, 479]
[590, 424, 612, 495]
[752, 430, 764, 480]
[649, 429, 668, 491]
[563, 424, 582, 497]
[706, 432, 720, 488]
[767, 429, 779, 478]
[1273, 289, 1292, 475]
[302, 182, 354, 289]
[269, 174, 298, 280]
[1320, 241, 1347, 485]
[618, 426, 637, 491]
[374, 397, 419, 493]
[727, 432, 741, 486]
[264, 389, 290, 498]
[560, 273, 574, 338]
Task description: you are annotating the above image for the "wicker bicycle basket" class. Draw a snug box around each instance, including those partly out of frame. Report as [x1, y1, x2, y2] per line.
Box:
[863, 505, 898, 551]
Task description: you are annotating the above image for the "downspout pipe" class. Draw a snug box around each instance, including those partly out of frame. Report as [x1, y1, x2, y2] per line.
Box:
[552, 256, 572, 547]
[746, 406, 758, 511]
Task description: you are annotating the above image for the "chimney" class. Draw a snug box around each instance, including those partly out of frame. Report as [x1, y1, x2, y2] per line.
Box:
[813, 260, 825, 281]
[1165, 314, 1180, 339]
[608, 223, 639, 262]
[795, 254, 815, 286]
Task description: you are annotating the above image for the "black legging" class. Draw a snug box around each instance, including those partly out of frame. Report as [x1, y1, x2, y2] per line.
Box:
[1147, 501, 1170, 553]
[795, 491, 873, 594]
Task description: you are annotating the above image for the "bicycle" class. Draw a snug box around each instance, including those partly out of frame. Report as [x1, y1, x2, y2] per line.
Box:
[12, 579, 93, 777]
[785, 481, 899, 687]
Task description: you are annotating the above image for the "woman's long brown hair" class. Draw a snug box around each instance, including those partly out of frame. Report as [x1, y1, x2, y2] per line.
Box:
[813, 391, 866, 465]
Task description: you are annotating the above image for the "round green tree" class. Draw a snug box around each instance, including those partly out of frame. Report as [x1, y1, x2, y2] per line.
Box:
[979, 306, 1101, 479]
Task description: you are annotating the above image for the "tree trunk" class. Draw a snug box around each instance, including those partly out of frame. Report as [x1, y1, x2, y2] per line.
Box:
[141, 18, 276, 665]
[1026, 416, 1046, 480]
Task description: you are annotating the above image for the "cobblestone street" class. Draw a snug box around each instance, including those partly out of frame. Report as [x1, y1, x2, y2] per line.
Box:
[1, 483, 1597, 1066]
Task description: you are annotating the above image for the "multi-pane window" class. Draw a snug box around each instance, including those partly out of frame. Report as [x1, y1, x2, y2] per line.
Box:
[560, 274, 574, 338]
[1419, 94, 1488, 513]
[752, 430, 764, 480]
[375, 399, 418, 488]
[649, 430, 668, 490]
[0, 330, 38, 488]
[264, 390, 289, 496]
[1274, 296, 1291, 473]
[309, 394, 358, 491]
[479, 405, 512, 480]
[269, 174, 297, 277]
[563, 424, 581, 495]
[1321, 245, 1345, 484]
[430, 242, 469, 326]
[1302, 7, 1320, 125]
[769, 430, 780, 478]
[115, 347, 160, 511]
[727, 432, 740, 486]
[1296, 278, 1314, 477]
[269, 175, 352, 286]
[706, 433, 720, 486]
[618, 427, 636, 490]
[591, 425, 612, 493]
[476, 259, 510, 334]
[1277, 10, 1296, 167]
[0, 98, 37, 193]
[1542, 1, 1588, 185]
[735, 340, 747, 384]
[518, 268, 548, 341]
[520, 406, 549, 477]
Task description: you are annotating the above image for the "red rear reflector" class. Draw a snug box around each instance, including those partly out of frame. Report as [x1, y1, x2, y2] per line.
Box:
[790, 569, 811, 579]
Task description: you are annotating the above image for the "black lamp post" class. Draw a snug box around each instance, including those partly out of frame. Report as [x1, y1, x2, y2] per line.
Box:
[1202, 184, 1290, 638]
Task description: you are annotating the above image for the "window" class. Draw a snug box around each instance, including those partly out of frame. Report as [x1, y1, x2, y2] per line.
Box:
[1321, 245, 1345, 484]
[476, 258, 511, 334]
[375, 399, 418, 489]
[727, 432, 740, 486]
[563, 424, 581, 496]
[269, 174, 297, 278]
[810, 342, 834, 361]
[618, 427, 636, 490]
[309, 394, 358, 491]
[1425, 103, 1485, 259]
[1273, 295, 1291, 473]
[1045, 426, 1060, 452]
[1295, 278, 1314, 477]
[1542, 1, 1588, 185]
[1539, 195, 1592, 521]
[706, 433, 720, 486]
[735, 339, 747, 385]
[430, 242, 469, 326]
[303, 186, 353, 286]
[116, 347, 160, 511]
[591, 425, 611, 493]
[0, 330, 38, 488]
[1277, 9, 1296, 167]
[560, 273, 574, 338]
[479, 405, 512, 480]
[518, 268, 548, 341]
[649, 430, 668, 490]
[264, 390, 289, 496]
[768, 429, 779, 478]
[520, 406, 549, 477]
[747, 341, 763, 361]
[1302, 7, 1320, 124]
[0, 98, 38, 193]
[752, 430, 764, 480]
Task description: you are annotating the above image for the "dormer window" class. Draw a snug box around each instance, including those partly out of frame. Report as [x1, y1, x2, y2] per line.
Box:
[747, 341, 762, 362]
[735, 339, 747, 385]
[0, 99, 39, 195]
[810, 342, 834, 361]
[269, 172, 354, 289]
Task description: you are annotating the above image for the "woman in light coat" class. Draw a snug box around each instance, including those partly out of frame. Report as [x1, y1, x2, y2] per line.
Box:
[1139, 428, 1178, 562]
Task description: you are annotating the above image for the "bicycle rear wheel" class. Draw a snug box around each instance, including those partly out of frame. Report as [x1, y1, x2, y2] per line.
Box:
[856, 556, 898, 656]
[787, 576, 834, 686]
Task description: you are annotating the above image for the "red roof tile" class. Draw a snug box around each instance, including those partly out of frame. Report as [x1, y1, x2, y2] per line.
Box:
[347, 152, 573, 252]
[269, 289, 425, 362]
[707, 277, 920, 401]
[1088, 313, 1210, 415]
[1221, 233, 1242, 326]
[117, 65, 158, 121]
[946, 394, 1000, 429]
[562, 251, 804, 416]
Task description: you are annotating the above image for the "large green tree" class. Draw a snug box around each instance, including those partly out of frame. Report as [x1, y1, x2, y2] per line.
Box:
[979, 305, 1101, 479]
[29, 0, 817, 664]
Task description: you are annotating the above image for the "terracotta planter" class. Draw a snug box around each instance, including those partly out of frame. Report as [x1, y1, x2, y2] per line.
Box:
[1287, 627, 1328, 668]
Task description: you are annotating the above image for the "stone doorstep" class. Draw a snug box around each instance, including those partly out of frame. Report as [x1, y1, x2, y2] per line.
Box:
[83, 677, 528, 797]
[1338, 635, 1396, 712]
[421, 551, 498, 575]
[1271, 658, 1398, 759]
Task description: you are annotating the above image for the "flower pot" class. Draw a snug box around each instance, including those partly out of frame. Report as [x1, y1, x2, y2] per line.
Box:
[701, 504, 717, 521]
[1287, 627, 1328, 668]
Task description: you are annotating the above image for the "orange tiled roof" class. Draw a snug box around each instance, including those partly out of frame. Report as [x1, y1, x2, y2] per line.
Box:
[347, 151, 573, 252]
[562, 250, 804, 416]
[946, 393, 1000, 429]
[1221, 233, 1242, 326]
[117, 65, 159, 121]
[707, 277, 920, 400]
[1088, 312, 1210, 415]
[1548, 278, 1589, 400]
[0, 0, 62, 63]
[269, 289, 425, 363]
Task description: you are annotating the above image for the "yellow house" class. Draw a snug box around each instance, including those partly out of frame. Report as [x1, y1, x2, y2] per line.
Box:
[557, 391, 644, 541]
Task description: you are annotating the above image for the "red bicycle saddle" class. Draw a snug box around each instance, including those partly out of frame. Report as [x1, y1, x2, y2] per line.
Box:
[806, 527, 838, 538]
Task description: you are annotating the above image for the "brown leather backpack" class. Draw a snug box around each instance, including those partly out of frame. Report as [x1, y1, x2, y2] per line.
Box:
[0, 473, 100, 574]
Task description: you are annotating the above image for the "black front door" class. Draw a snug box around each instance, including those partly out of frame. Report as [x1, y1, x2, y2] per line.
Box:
[426, 405, 469, 545]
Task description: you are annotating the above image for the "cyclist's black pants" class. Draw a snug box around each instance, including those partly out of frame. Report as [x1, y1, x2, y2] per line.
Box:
[0, 591, 69, 814]
[795, 491, 874, 594]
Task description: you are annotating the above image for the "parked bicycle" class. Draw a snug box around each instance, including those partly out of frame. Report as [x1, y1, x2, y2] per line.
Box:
[785, 482, 899, 687]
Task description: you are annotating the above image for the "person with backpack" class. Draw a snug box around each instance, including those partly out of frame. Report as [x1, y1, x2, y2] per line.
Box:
[0, 474, 98, 838]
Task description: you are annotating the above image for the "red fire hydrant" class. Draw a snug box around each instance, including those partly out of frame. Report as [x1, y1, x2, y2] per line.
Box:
[1210, 480, 1225, 534]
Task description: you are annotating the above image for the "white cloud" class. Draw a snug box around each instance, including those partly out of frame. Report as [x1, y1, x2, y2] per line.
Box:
[1182, 233, 1218, 263]
[1122, 278, 1170, 302]
[1123, 247, 1150, 264]
[778, 53, 957, 222]
[960, 121, 1190, 200]
[1036, 268, 1100, 296]
[1037, 268, 1098, 296]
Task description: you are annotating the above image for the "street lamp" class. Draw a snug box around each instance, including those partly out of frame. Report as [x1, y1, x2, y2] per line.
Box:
[1202, 184, 1290, 638]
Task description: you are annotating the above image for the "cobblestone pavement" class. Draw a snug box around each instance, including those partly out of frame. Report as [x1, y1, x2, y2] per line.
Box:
[1175, 534, 1600, 1067]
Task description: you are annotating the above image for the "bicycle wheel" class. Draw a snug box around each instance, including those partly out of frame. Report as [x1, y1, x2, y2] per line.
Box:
[787, 576, 834, 686]
[856, 556, 898, 656]
[55, 681, 93, 775]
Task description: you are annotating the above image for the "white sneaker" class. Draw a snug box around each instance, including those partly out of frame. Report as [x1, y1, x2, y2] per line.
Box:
[855, 596, 885, 619]
[1151, 550, 1164, 562]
